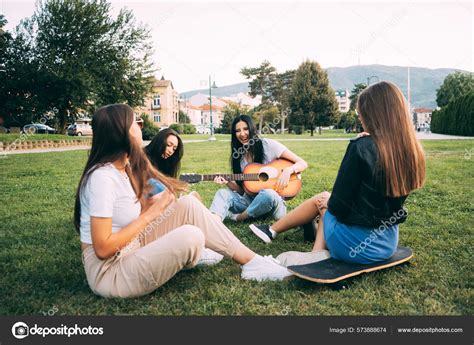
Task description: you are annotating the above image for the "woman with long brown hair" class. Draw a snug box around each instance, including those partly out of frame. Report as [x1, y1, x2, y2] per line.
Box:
[249, 81, 426, 266]
[75, 104, 291, 298]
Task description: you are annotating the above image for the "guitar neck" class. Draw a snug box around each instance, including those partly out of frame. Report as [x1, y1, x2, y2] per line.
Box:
[200, 173, 260, 182]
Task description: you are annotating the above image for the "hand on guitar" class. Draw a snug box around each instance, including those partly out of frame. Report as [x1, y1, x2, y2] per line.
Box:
[274, 166, 292, 192]
[213, 176, 228, 185]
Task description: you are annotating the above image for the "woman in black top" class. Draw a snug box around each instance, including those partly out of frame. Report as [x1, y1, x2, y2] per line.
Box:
[249, 81, 426, 265]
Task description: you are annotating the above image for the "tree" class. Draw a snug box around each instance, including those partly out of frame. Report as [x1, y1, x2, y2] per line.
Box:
[272, 70, 295, 133]
[2, 0, 155, 132]
[349, 83, 367, 110]
[0, 16, 46, 127]
[241, 60, 277, 132]
[336, 110, 359, 132]
[288, 60, 339, 136]
[178, 110, 190, 123]
[221, 102, 250, 134]
[431, 92, 474, 136]
[436, 71, 474, 108]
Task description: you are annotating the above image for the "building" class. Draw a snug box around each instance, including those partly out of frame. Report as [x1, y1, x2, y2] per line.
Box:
[413, 108, 432, 128]
[181, 102, 225, 134]
[335, 89, 350, 113]
[135, 77, 179, 127]
[221, 92, 262, 108]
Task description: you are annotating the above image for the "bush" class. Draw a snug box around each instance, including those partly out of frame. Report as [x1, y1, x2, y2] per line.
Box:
[141, 115, 160, 140]
[292, 125, 305, 135]
[142, 126, 160, 140]
[431, 93, 474, 136]
[183, 124, 196, 134]
[169, 123, 183, 134]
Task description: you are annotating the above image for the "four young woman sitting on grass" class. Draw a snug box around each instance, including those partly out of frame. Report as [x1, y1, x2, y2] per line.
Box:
[74, 80, 425, 297]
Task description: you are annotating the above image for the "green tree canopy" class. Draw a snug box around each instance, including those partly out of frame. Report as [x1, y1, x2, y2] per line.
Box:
[1, 0, 155, 131]
[220, 102, 250, 134]
[288, 60, 338, 136]
[178, 110, 191, 123]
[436, 71, 474, 108]
[349, 83, 367, 110]
[240, 60, 277, 105]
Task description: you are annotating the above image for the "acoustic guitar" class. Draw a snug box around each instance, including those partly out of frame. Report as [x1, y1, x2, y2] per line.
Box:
[179, 158, 302, 199]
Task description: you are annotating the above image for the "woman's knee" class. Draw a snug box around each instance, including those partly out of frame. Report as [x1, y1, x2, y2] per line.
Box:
[259, 189, 280, 203]
[312, 191, 331, 204]
[216, 188, 232, 199]
[177, 225, 205, 249]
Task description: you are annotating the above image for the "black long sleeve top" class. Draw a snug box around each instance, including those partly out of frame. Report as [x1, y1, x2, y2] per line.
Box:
[327, 135, 408, 228]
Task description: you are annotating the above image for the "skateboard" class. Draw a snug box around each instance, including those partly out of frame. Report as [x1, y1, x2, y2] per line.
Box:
[288, 246, 413, 283]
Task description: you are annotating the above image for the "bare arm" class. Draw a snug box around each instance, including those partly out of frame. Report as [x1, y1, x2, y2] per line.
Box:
[275, 149, 308, 191]
[214, 176, 244, 195]
[280, 149, 308, 173]
[91, 191, 175, 259]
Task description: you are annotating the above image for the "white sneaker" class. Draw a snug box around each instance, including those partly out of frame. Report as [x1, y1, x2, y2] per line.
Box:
[276, 250, 330, 267]
[241, 255, 293, 281]
[196, 248, 224, 267]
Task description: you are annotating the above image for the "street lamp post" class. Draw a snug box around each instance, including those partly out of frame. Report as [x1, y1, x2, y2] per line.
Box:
[367, 75, 379, 86]
[208, 75, 218, 141]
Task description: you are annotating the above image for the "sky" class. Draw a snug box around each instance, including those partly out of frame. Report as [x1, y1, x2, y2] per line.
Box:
[1, 0, 473, 93]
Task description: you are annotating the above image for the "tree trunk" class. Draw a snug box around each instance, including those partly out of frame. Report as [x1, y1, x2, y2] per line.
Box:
[259, 115, 264, 134]
[318, 126, 322, 135]
[280, 112, 285, 134]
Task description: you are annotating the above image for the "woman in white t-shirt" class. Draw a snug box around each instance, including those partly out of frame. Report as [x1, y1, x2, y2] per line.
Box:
[74, 104, 292, 298]
[210, 115, 308, 222]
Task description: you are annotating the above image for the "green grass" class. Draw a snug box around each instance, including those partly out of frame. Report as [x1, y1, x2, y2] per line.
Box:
[0, 133, 90, 143]
[180, 129, 355, 141]
[0, 139, 472, 315]
[0, 129, 352, 144]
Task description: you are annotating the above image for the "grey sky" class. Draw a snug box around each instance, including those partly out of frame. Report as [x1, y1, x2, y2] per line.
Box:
[1, 0, 472, 93]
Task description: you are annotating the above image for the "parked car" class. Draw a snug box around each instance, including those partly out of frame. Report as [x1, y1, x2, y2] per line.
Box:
[67, 122, 93, 136]
[23, 124, 56, 134]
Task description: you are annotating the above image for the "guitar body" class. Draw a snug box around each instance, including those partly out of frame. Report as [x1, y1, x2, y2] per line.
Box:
[179, 158, 302, 199]
[242, 159, 302, 199]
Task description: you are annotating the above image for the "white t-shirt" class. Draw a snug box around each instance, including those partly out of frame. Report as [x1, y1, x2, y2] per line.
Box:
[240, 138, 287, 170]
[80, 163, 141, 244]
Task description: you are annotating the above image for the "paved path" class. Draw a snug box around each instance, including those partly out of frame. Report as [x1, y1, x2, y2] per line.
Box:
[2, 132, 472, 156]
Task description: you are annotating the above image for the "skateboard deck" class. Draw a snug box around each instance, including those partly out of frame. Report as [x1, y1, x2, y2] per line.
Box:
[288, 246, 413, 283]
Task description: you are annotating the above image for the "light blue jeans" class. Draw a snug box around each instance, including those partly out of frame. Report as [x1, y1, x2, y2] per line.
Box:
[209, 188, 287, 221]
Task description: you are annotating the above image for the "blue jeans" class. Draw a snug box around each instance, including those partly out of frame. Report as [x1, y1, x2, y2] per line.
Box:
[209, 188, 287, 221]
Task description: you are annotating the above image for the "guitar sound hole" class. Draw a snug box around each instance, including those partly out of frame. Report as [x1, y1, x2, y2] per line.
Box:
[258, 173, 269, 182]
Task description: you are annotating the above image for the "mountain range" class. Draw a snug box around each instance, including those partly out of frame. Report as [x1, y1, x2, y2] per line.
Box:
[181, 64, 469, 109]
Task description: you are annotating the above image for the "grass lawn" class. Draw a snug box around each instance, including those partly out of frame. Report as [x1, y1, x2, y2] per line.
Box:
[0, 133, 91, 143]
[0, 139, 472, 315]
[179, 129, 355, 141]
[0, 129, 352, 145]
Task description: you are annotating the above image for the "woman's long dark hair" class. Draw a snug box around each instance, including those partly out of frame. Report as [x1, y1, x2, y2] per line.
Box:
[145, 128, 183, 178]
[357, 81, 425, 197]
[74, 104, 186, 232]
[230, 115, 263, 188]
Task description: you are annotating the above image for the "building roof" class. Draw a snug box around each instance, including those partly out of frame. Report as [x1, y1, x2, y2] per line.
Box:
[414, 108, 432, 113]
[199, 104, 224, 111]
[153, 79, 174, 89]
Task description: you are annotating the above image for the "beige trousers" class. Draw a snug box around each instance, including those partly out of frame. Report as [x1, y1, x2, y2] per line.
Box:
[82, 194, 244, 298]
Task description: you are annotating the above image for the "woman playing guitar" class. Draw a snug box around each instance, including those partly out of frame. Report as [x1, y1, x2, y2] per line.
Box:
[209, 115, 308, 222]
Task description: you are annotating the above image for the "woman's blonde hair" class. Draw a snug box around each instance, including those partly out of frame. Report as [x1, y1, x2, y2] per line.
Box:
[357, 81, 426, 197]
